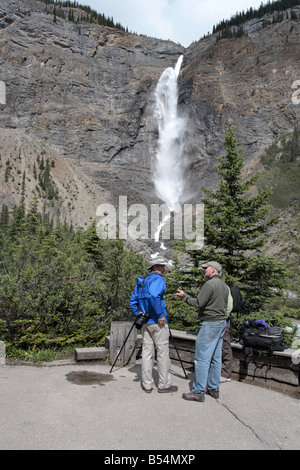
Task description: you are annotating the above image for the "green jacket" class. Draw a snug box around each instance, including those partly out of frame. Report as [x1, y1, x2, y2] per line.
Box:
[182, 275, 229, 322]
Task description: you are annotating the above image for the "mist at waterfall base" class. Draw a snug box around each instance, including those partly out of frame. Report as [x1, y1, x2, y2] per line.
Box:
[153, 55, 186, 252]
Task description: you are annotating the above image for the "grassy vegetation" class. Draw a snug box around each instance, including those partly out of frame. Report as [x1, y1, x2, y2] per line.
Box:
[5, 346, 74, 363]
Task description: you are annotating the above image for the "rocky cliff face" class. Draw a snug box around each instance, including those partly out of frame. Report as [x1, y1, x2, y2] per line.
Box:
[0, 1, 299, 246]
[180, 15, 300, 190]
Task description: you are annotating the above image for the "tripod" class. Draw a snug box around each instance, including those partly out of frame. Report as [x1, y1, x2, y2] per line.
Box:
[169, 326, 188, 379]
[109, 320, 188, 380]
[109, 321, 136, 373]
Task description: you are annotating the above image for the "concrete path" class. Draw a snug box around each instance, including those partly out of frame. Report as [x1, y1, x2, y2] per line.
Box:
[0, 359, 299, 451]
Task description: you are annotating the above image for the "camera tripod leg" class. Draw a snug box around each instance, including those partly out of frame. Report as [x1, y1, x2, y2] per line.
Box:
[169, 327, 188, 379]
[109, 322, 136, 373]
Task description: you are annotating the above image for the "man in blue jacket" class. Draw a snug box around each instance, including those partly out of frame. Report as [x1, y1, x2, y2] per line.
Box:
[129, 258, 178, 394]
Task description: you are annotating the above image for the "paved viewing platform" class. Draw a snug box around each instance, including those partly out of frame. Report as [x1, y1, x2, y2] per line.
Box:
[0, 358, 299, 450]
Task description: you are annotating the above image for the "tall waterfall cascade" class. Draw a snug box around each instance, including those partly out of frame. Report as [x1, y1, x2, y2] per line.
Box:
[153, 55, 185, 211]
[152, 55, 186, 251]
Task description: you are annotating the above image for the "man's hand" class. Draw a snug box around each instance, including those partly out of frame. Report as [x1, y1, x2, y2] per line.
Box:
[158, 316, 166, 327]
[174, 289, 185, 298]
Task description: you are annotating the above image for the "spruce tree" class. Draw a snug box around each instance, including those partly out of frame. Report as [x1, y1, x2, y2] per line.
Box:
[176, 125, 288, 312]
[0, 205, 9, 233]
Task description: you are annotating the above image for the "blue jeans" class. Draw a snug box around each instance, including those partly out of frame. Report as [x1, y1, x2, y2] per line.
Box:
[193, 320, 226, 393]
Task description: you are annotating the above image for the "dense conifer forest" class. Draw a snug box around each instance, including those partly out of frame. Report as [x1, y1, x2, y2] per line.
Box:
[0, 200, 146, 354]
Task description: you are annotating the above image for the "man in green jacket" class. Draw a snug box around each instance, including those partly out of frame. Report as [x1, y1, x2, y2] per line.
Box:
[174, 261, 228, 402]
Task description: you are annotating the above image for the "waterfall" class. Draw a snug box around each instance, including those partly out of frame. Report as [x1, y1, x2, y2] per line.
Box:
[152, 55, 186, 250]
[153, 55, 185, 211]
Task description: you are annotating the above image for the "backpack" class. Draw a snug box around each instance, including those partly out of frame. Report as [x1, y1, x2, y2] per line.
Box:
[242, 322, 287, 368]
[229, 285, 244, 313]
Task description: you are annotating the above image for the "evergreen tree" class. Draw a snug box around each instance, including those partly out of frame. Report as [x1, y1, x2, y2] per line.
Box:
[0, 200, 146, 351]
[174, 126, 288, 312]
[0, 205, 9, 233]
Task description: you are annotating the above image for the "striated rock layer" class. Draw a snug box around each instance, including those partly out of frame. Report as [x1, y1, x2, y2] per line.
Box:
[0, 0, 299, 242]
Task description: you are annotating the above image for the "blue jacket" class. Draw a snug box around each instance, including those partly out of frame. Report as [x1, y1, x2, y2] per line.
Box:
[129, 272, 168, 324]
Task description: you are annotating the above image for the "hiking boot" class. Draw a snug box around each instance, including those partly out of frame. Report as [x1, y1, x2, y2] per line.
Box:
[158, 385, 178, 393]
[207, 388, 219, 399]
[182, 391, 205, 402]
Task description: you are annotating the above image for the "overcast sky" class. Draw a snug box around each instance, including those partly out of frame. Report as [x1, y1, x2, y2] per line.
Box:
[76, 0, 265, 47]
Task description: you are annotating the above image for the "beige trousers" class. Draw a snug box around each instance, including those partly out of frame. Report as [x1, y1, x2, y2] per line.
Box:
[141, 323, 171, 390]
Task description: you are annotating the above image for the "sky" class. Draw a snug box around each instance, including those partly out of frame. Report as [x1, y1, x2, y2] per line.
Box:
[76, 0, 266, 47]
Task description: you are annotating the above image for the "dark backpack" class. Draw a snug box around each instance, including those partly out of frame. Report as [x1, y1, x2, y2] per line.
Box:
[230, 285, 244, 313]
[242, 323, 287, 367]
